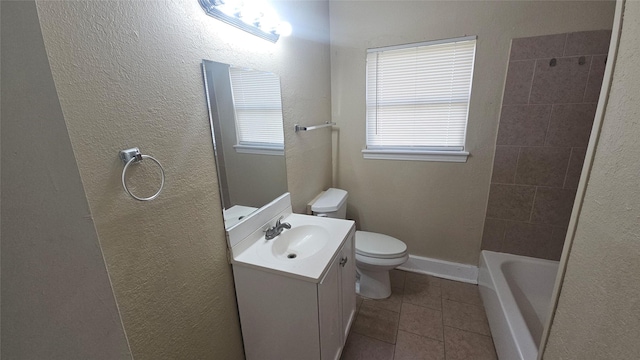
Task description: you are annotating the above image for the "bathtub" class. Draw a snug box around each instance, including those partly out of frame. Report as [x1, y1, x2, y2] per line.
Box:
[478, 251, 559, 360]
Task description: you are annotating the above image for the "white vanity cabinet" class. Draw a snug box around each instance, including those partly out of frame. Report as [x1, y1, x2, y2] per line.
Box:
[232, 228, 356, 360]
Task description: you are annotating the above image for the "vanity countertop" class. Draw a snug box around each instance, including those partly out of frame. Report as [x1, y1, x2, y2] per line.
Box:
[232, 213, 355, 283]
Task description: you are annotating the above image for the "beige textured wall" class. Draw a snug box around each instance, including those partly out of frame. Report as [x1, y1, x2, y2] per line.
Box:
[329, 1, 615, 265]
[1, 1, 131, 358]
[543, 1, 640, 358]
[36, 0, 331, 359]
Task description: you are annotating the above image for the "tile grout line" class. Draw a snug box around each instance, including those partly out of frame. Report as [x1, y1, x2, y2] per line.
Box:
[526, 59, 537, 104]
[582, 55, 595, 102]
[562, 147, 575, 188]
[443, 325, 494, 340]
[542, 104, 554, 146]
[528, 186, 538, 224]
[512, 146, 522, 184]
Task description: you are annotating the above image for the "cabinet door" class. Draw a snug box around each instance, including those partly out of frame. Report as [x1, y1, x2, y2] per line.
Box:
[340, 231, 357, 340]
[318, 256, 342, 360]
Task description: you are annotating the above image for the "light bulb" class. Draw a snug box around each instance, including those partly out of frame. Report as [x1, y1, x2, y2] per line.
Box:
[276, 21, 292, 37]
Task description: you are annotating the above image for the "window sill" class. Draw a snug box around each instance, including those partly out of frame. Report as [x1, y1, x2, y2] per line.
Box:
[234, 144, 284, 156]
[362, 149, 469, 163]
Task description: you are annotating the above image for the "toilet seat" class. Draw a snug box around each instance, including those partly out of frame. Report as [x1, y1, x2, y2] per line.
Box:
[355, 231, 408, 259]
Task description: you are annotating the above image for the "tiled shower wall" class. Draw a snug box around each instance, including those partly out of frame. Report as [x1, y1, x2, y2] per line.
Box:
[482, 30, 611, 260]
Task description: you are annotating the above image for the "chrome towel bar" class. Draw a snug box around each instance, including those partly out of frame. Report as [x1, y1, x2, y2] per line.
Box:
[294, 122, 336, 132]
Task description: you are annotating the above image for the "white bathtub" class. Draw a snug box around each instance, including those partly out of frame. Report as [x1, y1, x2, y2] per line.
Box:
[478, 251, 559, 360]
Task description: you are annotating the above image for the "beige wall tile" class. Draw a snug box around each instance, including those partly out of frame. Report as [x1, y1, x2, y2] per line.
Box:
[544, 5, 640, 358]
[546, 103, 597, 147]
[564, 29, 613, 56]
[530, 57, 591, 104]
[486, 184, 536, 221]
[503, 60, 536, 104]
[531, 187, 577, 226]
[481, 218, 506, 252]
[564, 147, 588, 189]
[515, 147, 571, 187]
[491, 146, 519, 184]
[502, 221, 555, 258]
[497, 105, 552, 146]
[510, 33, 567, 60]
[584, 54, 608, 102]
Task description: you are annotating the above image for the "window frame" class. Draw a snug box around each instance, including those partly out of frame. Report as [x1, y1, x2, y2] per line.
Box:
[229, 66, 285, 156]
[363, 36, 477, 163]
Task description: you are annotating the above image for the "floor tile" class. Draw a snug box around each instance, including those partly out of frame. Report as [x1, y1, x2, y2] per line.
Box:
[363, 291, 403, 313]
[444, 327, 497, 360]
[405, 272, 442, 287]
[394, 330, 444, 360]
[442, 299, 491, 336]
[352, 302, 400, 344]
[346, 275, 499, 360]
[398, 303, 443, 341]
[356, 295, 365, 314]
[403, 281, 442, 311]
[441, 279, 483, 306]
[341, 332, 395, 360]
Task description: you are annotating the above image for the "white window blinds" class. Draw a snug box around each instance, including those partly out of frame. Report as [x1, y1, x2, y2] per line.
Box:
[366, 36, 476, 151]
[229, 66, 284, 149]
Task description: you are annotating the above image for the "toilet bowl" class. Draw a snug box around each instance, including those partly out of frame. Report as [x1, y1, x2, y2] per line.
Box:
[355, 231, 408, 299]
[311, 188, 408, 299]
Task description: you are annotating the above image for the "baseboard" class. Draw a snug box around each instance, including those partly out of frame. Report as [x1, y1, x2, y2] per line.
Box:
[397, 254, 478, 284]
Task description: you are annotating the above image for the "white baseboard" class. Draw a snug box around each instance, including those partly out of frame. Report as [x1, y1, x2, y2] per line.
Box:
[397, 254, 478, 284]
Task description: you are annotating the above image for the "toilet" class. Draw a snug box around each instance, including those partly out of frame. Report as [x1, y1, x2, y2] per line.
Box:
[311, 188, 408, 299]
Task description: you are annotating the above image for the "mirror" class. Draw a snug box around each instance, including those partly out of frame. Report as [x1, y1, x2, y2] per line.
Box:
[202, 60, 288, 229]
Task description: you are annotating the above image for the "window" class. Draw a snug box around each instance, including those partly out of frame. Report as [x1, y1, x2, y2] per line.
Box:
[364, 36, 476, 162]
[229, 66, 284, 156]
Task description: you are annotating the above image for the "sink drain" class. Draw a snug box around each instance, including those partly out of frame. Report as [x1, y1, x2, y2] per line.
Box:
[287, 253, 297, 259]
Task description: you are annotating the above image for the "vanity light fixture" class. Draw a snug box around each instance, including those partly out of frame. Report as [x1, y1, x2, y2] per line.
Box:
[198, 0, 291, 43]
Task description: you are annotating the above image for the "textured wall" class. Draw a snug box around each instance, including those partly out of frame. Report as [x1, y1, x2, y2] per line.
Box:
[1, 1, 131, 358]
[543, 1, 640, 358]
[36, 0, 331, 359]
[329, 1, 615, 265]
[482, 30, 610, 261]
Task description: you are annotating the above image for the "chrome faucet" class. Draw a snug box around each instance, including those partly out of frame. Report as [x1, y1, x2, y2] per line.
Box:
[264, 216, 291, 240]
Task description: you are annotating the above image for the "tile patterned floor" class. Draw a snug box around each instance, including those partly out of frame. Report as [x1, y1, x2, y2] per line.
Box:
[341, 270, 497, 360]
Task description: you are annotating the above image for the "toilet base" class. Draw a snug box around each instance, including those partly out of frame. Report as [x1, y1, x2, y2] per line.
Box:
[356, 268, 392, 299]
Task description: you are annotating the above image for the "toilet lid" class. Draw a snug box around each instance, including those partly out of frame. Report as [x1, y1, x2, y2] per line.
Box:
[355, 231, 407, 259]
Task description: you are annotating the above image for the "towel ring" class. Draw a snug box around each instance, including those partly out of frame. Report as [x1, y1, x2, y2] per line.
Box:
[119, 148, 165, 201]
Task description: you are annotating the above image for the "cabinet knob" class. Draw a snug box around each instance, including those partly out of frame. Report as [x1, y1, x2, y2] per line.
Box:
[340, 257, 348, 267]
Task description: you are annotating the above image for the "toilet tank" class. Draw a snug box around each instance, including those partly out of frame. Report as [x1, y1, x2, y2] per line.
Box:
[311, 188, 348, 219]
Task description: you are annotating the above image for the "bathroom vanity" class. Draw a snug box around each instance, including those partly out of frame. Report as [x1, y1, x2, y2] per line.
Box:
[202, 61, 355, 359]
[227, 194, 356, 360]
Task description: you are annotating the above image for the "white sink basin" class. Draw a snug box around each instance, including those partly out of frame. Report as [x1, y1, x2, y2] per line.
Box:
[233, 213, 355, 282]
[271, 225, 330, 260]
